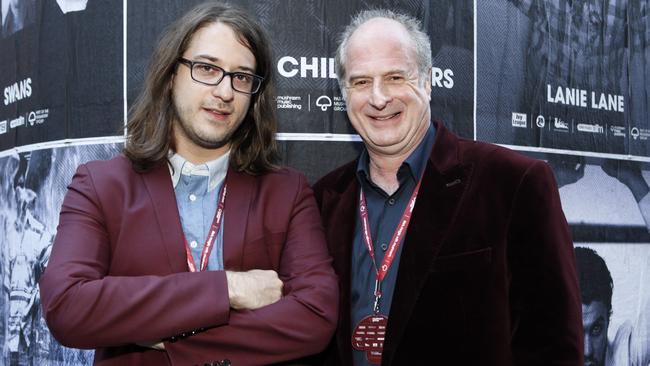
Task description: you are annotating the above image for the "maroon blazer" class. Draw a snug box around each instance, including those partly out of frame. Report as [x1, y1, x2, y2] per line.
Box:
[39, 155, 338, 366]
[313, 122, 583, 366]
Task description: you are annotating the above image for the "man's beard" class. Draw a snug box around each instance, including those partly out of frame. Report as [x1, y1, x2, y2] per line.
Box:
[173, 102, 237, 150]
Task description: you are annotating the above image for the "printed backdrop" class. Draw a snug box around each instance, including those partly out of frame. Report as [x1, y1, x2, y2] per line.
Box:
[0, 0, 648, 364]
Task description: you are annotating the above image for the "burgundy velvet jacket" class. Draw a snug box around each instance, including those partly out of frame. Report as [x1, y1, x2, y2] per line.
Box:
[313, 122, 583, 366]
[39, 155, 338, 366]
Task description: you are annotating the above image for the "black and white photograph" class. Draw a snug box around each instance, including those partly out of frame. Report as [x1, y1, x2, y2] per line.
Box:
[574, 244, 650, 366]
[0, 143, 120, 365]
[1, 0, 37, 38]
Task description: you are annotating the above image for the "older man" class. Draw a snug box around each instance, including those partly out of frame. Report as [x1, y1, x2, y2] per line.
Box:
[313, 9, 582, 365]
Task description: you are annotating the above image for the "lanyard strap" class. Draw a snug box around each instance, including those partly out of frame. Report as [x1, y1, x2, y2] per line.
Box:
[359, 178, 422, 312]
[184, 181, 227, 272]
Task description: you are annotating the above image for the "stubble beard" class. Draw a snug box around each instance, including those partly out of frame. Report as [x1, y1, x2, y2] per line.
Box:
[173, 101, 238, 151]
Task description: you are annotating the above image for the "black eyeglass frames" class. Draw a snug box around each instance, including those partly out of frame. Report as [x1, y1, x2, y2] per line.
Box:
[177, 58, 264, 95]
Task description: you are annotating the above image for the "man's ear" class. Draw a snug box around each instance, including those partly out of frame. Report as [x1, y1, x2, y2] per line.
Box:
[425, 68, 432, 100]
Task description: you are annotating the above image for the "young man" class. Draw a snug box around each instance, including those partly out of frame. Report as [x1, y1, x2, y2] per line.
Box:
[39, 2, 337, 365]
[313, 9, 582, 365]
[575, 247, 650, 366]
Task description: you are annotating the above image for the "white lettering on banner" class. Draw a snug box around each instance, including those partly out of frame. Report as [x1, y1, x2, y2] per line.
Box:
[547, 85, 588, 108]
[333, 96, 346, 112]
[591, 92, 624, 112]
[0, 120, 6, 134]
[277, 56, 337, 79]
[3, 78, 32, 106]
[277, 58, 455, 90]
[431, 67, 454, 89]
[276, 95, 303, 110]
[546, 84, 624, 112]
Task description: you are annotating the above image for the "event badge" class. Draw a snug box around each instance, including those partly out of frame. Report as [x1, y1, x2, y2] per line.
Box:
[351, 178, 422, 364]
[352, 314, 388, 364]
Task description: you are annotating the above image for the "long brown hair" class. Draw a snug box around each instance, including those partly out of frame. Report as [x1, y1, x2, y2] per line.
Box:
[124, 1, 278, 174]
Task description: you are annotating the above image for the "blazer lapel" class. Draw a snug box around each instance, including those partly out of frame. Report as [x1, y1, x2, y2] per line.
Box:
[382, 123, 473, 365]
[141, 162, 188, 273]
[221, 168, 253, 270]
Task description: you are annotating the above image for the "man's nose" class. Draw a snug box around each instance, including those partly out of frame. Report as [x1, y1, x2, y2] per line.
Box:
[583, 335, 593, 356]
[212, 75, 235, 101]
[368, 81, 391, 109]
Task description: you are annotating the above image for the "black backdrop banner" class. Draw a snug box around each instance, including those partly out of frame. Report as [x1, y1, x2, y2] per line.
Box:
[0, 0, 123, 151]
[477, 0, 650, 157]
[0, 1, 649, 365]
[127, 0, 473, 137]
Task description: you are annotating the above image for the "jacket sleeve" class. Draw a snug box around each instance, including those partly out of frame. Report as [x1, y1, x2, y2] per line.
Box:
[507, 160, 583, 365]
[39, 164, 232, 348]
[39, 164, 338, 364]
[164, 172, 339, 365]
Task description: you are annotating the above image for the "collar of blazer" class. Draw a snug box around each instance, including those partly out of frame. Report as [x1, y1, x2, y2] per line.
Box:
[142, 164, 254, 272]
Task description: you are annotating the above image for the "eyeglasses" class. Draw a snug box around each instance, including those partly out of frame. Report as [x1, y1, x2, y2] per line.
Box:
[177, 58, 264, 95]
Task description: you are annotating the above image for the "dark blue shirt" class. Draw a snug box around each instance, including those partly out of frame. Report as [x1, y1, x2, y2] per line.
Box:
[351, 124, 436, 366]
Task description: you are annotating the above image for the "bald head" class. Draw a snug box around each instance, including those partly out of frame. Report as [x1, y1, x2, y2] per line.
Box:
[335, 9, 432, 93]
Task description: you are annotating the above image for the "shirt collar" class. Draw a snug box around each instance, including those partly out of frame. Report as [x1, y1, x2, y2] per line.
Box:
[356, 123, 436, 185]
[168, 151, 230, 192]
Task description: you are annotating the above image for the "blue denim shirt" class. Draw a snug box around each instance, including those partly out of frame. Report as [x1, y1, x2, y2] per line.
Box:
[169, 152, 229, 271]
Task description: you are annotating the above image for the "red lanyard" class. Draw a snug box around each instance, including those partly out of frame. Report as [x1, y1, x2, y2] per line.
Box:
[359, 178, 422, 313]
[184, 181, 227, 272]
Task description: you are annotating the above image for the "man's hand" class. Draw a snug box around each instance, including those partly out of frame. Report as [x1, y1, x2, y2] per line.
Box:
[226, 270, 283, 310]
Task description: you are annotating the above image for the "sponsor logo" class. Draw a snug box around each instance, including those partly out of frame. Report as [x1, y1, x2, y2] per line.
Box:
[553, 117, 569, 130]
[609, 125, 626, 137]
[511, 112, 527, 128]
[0, 120, 6, 134]
[28, 111, 36, 126]
[276, 95, 303, 110]
[10, 115, 25, 128]
[535, 115, 545, 128]
[29, 109, 49, 125]
[629, 127, 650, 141]
[577, 123, 604, 134]
[316, 95, 332, 111]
